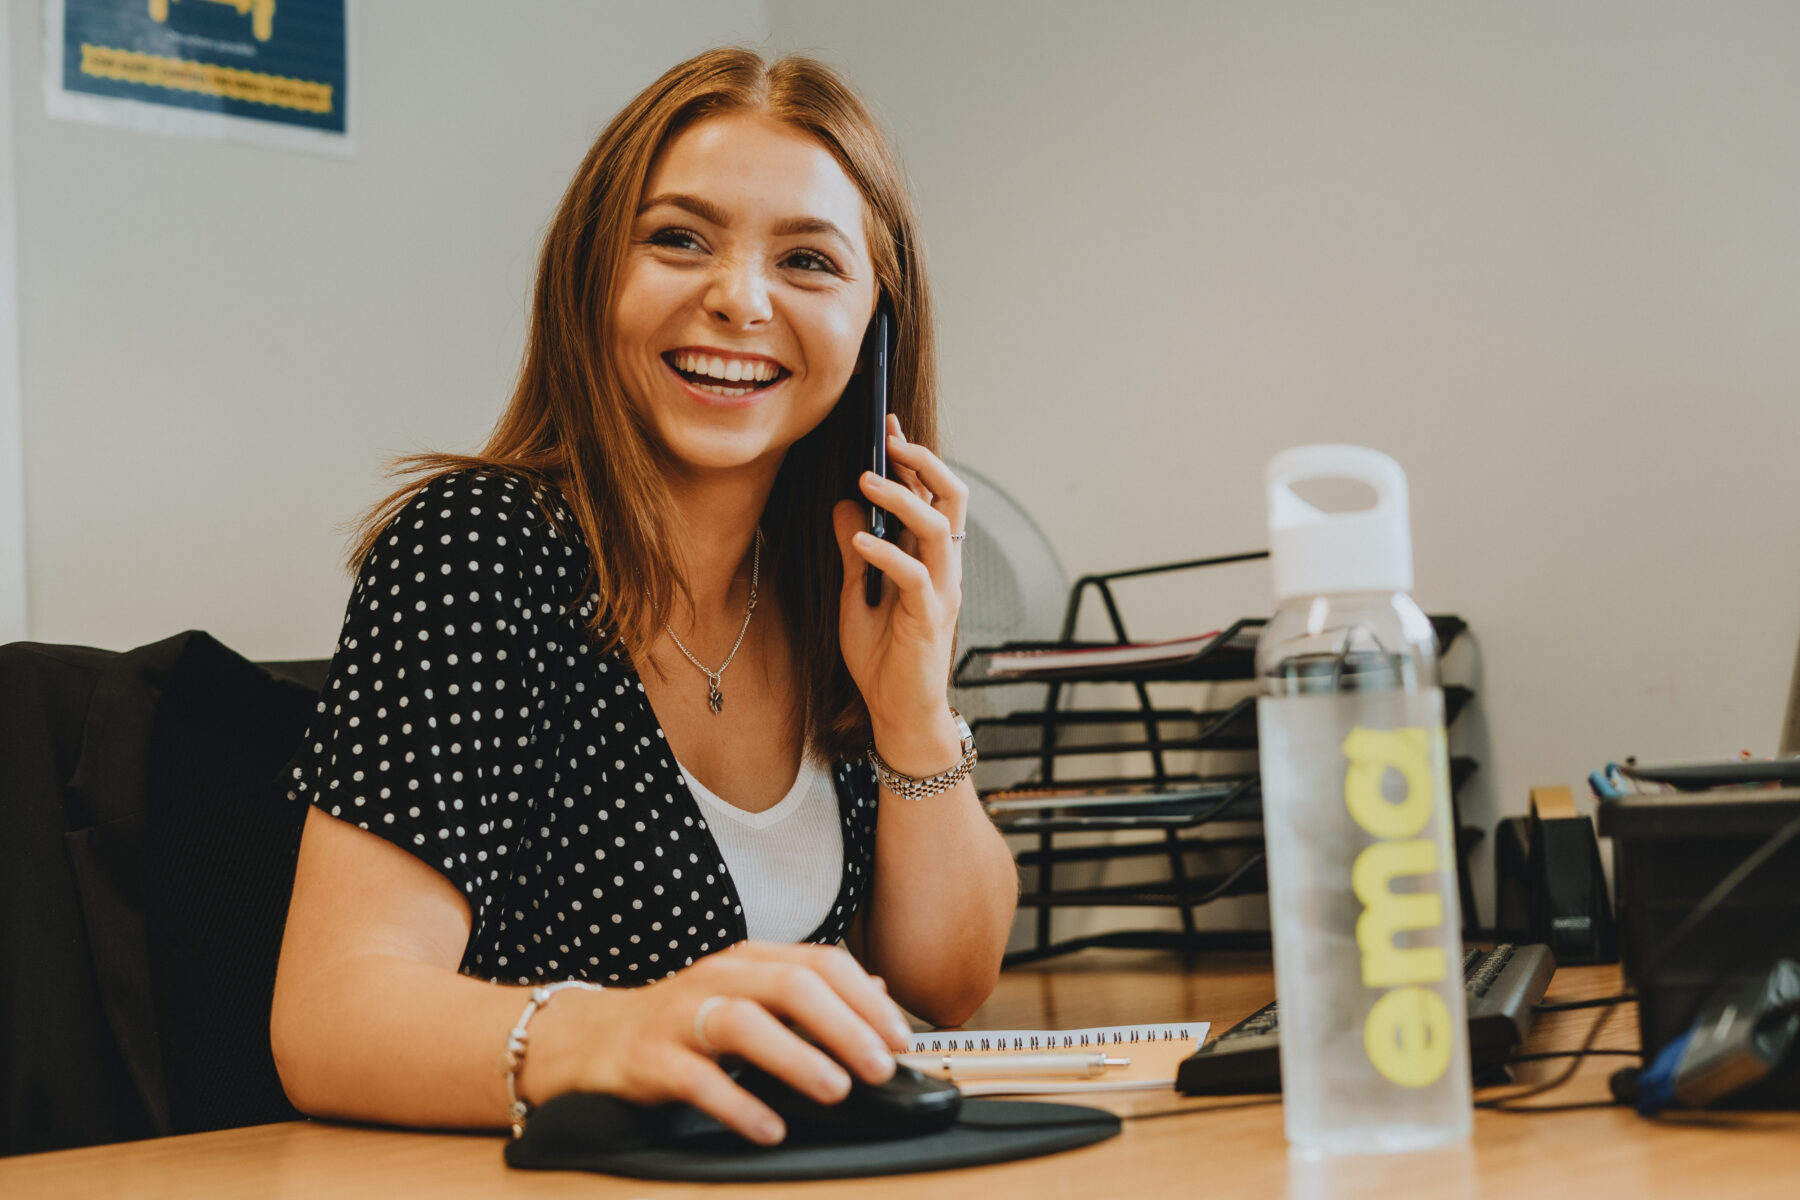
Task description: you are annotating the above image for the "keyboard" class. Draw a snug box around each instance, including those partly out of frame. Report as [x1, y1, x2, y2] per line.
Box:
[1175, 942, 1558, 1095]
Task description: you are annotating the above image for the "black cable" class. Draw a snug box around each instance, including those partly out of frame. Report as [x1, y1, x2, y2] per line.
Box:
[1475, 1001, 1626, 1111]
[1479, 811, 1800, 1113]
[1479, 1098, 1626, 1113]
[1504, 1049, 1639, 1063]
[1533, 992, 1635, 1013]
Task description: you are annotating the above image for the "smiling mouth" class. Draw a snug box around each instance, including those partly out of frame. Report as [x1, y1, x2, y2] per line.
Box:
[663, 351, 789, 398]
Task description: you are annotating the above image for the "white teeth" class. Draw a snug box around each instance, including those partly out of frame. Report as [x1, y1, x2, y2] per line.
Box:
[671, 352, 781, 386]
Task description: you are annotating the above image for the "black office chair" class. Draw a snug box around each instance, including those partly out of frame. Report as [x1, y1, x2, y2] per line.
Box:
[0, 633, 319, 1155]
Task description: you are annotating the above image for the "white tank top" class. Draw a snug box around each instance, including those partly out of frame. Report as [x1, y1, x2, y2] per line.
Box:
[679, 755, 845, 944]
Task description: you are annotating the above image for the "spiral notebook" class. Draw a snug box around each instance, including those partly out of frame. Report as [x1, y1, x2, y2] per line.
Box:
[904, 1023, 1210, 1096]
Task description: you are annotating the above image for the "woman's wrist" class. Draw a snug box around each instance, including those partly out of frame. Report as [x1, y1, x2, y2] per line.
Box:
[868, 707, 968, 782]
[509, 983, 605, 1114]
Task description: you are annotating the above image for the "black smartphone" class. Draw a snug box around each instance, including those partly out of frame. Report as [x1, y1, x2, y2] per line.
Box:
[862, 297, 900, 606]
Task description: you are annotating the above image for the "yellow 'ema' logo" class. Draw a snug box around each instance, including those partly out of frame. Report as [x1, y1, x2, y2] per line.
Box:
[1343, 727, 1452, 1088]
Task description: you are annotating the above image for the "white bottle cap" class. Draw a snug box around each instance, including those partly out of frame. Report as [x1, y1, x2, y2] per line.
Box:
[1265, 444, 1414, 599]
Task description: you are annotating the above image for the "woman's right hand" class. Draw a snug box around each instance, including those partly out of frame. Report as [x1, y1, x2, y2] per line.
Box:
[519, 941, 914, 1144]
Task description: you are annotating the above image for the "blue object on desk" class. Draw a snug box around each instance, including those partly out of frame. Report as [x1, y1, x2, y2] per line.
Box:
[1589, 764, 1629, 801]
[1631, 959, 1800, 1115]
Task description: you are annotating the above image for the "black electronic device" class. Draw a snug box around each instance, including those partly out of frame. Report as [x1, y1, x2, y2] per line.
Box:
[727, 1059, 961, 1141]
[1175, 943, 1558, 1095]
[1598, 786, 1800, 1107]
[1493, 789, 1617, 963]
[861, 297, 898, 606]
[1492, 814, 1533, 941]
[1628, 959, 1800, 1113]
[1525, 786, 1617, 964]
[506, 1060, 959, 1159]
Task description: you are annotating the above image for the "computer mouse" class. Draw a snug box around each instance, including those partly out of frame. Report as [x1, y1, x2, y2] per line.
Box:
[727, 1058, 962, 1141]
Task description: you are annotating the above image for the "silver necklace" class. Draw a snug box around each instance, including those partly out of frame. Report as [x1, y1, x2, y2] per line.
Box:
[663, 529, 761, 715]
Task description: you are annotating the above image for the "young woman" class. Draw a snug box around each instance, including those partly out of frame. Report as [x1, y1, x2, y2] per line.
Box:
[268, 48, 1017, 1147]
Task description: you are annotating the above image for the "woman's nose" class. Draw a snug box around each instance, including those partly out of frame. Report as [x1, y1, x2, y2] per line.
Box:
[704, 256, 773, 329]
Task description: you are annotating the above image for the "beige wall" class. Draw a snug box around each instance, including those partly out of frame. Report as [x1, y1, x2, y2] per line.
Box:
[766, 1, 1800, 920]
[8, 2, 1800, 925]
[0, 7, 23, 643]
[9, 0, 767, 657]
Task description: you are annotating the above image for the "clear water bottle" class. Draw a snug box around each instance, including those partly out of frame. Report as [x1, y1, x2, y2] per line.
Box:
[1255, 445, 1470, 1156]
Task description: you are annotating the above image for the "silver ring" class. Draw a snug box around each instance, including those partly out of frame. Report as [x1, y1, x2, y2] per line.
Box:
[693, 994, 730, 1054]
[949, 531, 967, 543]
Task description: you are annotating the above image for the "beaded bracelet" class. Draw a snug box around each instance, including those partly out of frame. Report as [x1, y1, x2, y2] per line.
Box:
[503, 979, 603, 1137]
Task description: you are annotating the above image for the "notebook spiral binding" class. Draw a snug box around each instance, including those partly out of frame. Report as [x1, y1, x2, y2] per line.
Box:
[910, 1024, 1205, 1052]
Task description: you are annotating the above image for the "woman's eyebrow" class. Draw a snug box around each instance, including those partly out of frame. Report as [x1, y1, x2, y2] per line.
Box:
[637, 193, 854, 252]
[773, 215, 855, 253]
[638, 192, 730, 225]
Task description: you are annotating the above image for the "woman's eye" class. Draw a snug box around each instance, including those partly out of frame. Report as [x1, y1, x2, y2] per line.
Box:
[646, 227, 704, 252]
[781, 248, 840, 275]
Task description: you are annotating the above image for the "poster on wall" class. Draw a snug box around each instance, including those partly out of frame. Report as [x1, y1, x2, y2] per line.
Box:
[44, 0, 352, 154]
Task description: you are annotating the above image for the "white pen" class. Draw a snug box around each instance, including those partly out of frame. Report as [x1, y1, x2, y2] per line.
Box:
[895, 1051, 1130, 1080]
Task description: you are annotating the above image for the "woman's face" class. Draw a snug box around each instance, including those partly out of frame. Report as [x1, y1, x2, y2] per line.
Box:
[610, 110, 879, 481]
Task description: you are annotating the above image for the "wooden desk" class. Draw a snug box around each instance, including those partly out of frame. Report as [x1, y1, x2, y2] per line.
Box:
[4, 952, 1796, 1199]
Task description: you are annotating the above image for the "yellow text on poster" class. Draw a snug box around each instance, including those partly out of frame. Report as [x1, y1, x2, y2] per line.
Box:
[79, 44, 333, 114]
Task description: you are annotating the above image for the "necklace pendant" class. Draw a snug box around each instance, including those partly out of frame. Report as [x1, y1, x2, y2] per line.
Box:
[708, 682, 724, 714]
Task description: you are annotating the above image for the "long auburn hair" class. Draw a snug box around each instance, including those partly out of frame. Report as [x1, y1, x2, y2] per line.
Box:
[348, 48, 939, 762]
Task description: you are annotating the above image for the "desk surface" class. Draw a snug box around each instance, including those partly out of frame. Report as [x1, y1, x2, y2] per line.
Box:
[4, 951, 1796, 1199]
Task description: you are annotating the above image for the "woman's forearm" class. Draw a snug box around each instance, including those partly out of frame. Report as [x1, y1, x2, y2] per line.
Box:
[270, 950, 558, 1128]
[271, 937, 915, 1142]
[858, 714, 1019, 1026]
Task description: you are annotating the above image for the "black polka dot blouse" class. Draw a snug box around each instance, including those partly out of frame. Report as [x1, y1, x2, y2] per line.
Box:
[286, 471, 879, 986]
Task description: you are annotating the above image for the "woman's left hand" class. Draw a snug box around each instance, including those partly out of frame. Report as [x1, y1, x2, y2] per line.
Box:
[831, 415, 967, 736]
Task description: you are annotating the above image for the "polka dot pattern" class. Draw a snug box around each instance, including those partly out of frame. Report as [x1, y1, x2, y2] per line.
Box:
[286, 471, 878, 986]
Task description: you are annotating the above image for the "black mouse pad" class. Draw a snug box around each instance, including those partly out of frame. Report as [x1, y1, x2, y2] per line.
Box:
[504, 1094, 1122, 1182]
